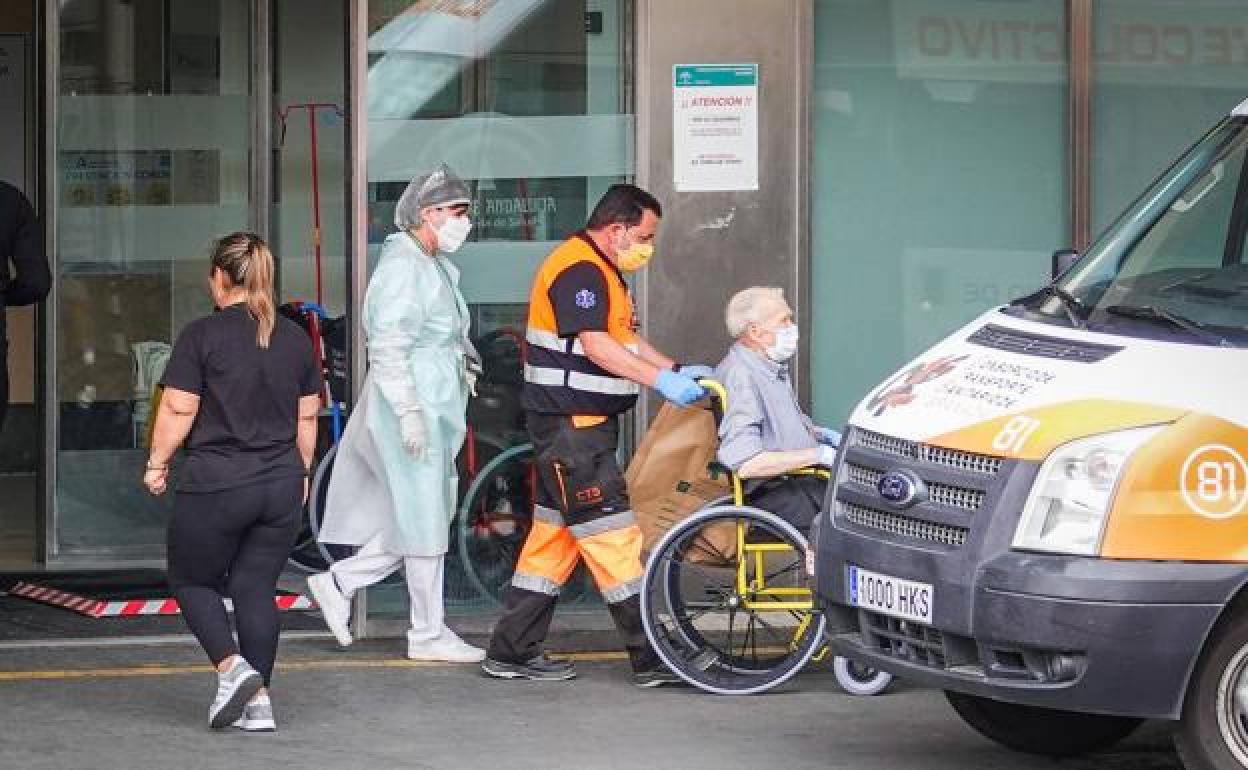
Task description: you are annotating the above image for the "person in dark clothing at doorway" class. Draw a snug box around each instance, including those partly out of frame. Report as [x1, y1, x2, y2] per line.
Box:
[0, 181, 51, 431]
[144, 232, 321, 732]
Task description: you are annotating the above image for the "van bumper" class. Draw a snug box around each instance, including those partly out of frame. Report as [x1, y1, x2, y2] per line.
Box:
[817, 543, 1244, 719]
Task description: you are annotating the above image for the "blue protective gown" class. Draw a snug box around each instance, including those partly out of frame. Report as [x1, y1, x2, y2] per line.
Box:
[319, 232, 474, 557]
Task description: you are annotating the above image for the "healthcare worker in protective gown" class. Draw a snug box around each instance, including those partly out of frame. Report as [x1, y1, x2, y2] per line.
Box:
[307, 165, 484, 663]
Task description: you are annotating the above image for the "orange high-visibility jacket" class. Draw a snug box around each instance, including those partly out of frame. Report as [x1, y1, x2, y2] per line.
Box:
[522, 232, 641, 417]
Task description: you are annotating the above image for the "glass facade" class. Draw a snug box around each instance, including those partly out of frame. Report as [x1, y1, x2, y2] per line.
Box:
[273, 0, 349, 316]
[47, 0, 351, 562]
[809, 0, 1068, 427]
[53, 0, 254, 558]
[1091, 0, 1248, 233]
[363, 0, 633, 618]
[0, 1, 37, 567]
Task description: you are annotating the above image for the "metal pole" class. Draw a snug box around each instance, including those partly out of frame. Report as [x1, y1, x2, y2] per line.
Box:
[794, 0, 814, 407]
[347, 0, 370, 638]
[1068, 0, 1094, 252]
[251, 0, 272, 239]
[308, 106, 324, 306]
[40, 0, 59, 564]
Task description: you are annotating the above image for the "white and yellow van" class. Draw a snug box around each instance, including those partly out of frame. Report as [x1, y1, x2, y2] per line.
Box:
[816, 100, 1248, 769]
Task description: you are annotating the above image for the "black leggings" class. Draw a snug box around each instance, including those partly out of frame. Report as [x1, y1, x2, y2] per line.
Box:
[167, 476, 303, 685]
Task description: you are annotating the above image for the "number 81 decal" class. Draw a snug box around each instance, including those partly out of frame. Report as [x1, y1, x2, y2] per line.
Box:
[1180, 444, 1248, 520]
[992, 416, 1042, 455]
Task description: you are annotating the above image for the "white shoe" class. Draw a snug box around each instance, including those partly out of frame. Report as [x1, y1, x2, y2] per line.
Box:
[307, 572, 353, 647]
[231, 695, 276, 732]
[407, 628, 486, 663]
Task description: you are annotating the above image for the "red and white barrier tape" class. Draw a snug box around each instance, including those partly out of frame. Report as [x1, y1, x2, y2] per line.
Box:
[8, 581, 314, 618]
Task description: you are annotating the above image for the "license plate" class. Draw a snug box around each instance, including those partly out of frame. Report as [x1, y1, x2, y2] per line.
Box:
[848, 566, 934, 625]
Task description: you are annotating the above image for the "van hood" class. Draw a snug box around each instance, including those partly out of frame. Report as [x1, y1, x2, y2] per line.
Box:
[848, 309, 1248, 459]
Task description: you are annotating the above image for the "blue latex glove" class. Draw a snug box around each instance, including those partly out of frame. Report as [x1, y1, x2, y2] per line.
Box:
[816, 427, 843, 448]
[655, 369, 706, 406]
[817, 444, 839, 467]
[676, 364, 715, 380]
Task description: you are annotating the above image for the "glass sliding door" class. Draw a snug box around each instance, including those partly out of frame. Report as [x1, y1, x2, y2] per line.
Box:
[0, 1, 38, 567]
[51, 0, 252, 560]
[272, 0, 348, 316]
[363, 0, 634, 623]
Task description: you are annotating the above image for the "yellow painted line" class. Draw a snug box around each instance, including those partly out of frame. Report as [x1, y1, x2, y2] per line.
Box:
[0, 650, 630, 683]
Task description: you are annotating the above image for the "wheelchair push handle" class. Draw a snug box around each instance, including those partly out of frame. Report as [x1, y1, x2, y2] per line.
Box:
[692, 377, 728, 423]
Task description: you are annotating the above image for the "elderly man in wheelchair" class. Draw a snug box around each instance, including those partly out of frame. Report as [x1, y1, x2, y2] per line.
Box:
[639, 287, 891, 696]
[713, 287, 839, 536]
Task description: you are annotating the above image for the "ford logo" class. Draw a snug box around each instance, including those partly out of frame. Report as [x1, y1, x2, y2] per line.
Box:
[877, 470, 925, 508]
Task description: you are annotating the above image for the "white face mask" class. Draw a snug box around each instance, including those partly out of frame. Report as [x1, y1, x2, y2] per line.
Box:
[765, 323, 800, 363]
[435, 215, 473, 253]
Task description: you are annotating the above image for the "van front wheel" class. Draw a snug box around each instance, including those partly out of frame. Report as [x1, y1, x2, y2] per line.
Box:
[1176, 613, 1248, 770]
[945, 691, 1141, 757]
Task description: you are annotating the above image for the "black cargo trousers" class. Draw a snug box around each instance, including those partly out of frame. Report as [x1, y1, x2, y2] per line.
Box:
[486, 412, 660, 672]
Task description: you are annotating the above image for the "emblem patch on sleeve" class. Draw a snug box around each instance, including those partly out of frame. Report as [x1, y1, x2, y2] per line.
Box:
[575, 289, 597, 309]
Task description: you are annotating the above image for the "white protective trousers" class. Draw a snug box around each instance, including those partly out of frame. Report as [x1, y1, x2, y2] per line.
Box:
[328, 533, 444, 644]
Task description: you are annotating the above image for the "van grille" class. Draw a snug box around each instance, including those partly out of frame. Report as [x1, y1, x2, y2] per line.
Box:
[845, 464, 985, 511]
[843, 502, 969, 547]
[862, 611, 948, 668]
[854, 429, 1002, 476]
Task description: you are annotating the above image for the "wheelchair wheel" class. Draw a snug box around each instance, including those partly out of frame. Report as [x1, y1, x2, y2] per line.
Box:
[833, 655, 893, 696]
[641, 505, 826, 695]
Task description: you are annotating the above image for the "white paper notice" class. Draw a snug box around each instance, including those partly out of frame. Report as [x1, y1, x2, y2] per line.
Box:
[673, 64, 758, 192]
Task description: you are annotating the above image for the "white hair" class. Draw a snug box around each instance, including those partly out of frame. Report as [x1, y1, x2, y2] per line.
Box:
[725, 287, 786, 338]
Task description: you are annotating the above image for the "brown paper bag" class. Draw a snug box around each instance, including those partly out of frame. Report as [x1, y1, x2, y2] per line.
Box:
[626, 402, 736, 563]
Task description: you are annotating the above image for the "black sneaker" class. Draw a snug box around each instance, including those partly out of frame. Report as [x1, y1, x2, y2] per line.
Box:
[633, 667, 685, 688]
[481, 655, 576, 681]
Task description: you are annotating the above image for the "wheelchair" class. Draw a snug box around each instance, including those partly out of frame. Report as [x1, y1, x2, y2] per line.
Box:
[640, 380, 893, 696]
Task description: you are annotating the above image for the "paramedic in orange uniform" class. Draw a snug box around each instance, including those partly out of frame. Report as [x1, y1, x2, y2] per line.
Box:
[482, 184, 712, 687]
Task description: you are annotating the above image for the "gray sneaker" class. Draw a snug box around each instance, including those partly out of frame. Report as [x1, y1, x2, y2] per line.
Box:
[231, 696, 276, 732]
[209, 658, 263, 729]
[481, 655, 577, 681]
[633, 667, 685, 688]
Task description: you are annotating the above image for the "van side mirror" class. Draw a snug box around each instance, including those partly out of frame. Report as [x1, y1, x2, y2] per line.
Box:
[1052, 248, 1079, 280]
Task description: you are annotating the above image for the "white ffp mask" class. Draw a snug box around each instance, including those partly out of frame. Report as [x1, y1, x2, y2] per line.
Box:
[436, 216, 473, 253]
[766, 324, 799, 363]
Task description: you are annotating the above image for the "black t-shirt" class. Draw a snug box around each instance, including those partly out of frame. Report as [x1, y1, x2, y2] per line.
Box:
[548, 234, 632, 338]
[549, 260, 611, 337]
[160, 303, 321, 493]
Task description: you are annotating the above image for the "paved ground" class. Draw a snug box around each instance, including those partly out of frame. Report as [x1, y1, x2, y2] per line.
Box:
[0, 638, 1183, 770]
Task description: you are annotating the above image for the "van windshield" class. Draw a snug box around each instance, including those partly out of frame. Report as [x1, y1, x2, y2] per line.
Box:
[1017, 116, 1248, 347]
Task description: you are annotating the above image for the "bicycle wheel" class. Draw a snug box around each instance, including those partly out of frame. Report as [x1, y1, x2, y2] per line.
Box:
[641, 505, 826, 695]
[456, 444, 537, 606]
[456, 443, 593, 606]
[304, 443, 358, 568]
[287, 443, 337, 572]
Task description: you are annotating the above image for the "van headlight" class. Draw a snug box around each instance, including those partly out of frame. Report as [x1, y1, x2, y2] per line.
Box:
[1012, 426, 1164, 556]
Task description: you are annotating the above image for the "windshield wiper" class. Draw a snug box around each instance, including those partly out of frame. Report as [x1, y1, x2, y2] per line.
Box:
[1159, 273, 1248, 299]
[1104, 303, 1235, 347]
[1034, 285, 1088, 329]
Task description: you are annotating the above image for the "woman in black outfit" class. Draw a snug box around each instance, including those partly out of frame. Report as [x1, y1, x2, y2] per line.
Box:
[144, 232, 320, 732]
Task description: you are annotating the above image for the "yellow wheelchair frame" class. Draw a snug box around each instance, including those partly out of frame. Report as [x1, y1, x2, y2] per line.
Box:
[706, 380, 830, 647]
[639, 378, 892, 695]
